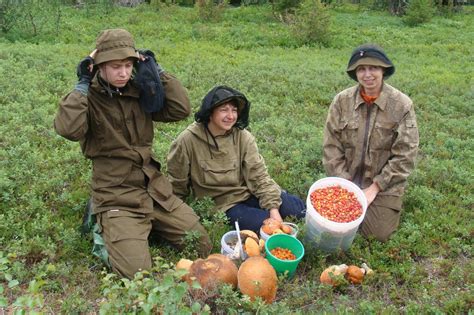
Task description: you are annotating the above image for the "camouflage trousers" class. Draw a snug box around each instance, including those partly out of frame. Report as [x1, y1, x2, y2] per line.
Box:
[86, 201, 211, 279]
[359, 194, 403, 242]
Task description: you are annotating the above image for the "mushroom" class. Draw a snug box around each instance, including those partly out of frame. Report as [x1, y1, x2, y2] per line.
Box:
[281, 224, 293, 234]
[240, 230, 259, 241]
[175, 258, 193, 281]
[238, 256, 278, 304]
[346, 265, 365, 284]
[261, 218, 282, 235]
[272, 228, 284, 235]
[258, 239, 265, 252]
[320, 264, 348, 286]
[188, 254, 238, 289]
[244, 237, 261, 257]
[176, 258, 193, 271]
[361, 263, 374, 276]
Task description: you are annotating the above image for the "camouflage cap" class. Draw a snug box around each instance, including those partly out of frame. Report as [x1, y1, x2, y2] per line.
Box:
[94, 28, 138, 65]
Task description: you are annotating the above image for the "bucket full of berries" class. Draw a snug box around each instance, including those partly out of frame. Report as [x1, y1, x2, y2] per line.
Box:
[305, 177, 368, 253]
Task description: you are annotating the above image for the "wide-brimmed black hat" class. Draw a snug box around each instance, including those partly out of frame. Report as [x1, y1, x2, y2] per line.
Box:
[346, 44, 395, 81]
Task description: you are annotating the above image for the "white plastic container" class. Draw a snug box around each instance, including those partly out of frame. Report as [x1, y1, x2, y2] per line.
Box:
[220, 230, 247, 260]
[259, 222, 299, 241]
[305, 177, 368, 253]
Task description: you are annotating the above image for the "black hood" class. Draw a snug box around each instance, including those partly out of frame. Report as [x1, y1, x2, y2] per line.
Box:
[194, 85, 250, 129]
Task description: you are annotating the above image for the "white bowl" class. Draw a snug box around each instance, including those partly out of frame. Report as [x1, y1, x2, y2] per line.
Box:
[260, 222, 299, 241]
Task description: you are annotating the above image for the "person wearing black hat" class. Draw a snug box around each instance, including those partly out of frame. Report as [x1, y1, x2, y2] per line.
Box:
[323, 44, 419, 242]
[167, 85, 306, 233]
[54, 29, 211, 279]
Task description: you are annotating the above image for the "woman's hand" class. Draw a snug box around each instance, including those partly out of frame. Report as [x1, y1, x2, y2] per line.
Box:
[363, 182, 380, 205]
[269, 208, 283, 222]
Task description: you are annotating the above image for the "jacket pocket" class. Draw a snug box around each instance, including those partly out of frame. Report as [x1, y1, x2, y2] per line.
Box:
[147, 171, 183, 212]
[200, 158, 239, 186]
[372, 121, 396, 150]
[105, 210, 150, 243]
[339, 120, 358, 148]
[403, 119, 419, 144]
[92, 157, 133, 189]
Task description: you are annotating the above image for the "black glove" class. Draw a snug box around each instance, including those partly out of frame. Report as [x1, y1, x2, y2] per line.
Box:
[76, 56, 97, 84]
[138, 49, 164, 74]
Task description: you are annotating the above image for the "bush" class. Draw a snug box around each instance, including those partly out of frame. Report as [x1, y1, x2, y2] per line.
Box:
[271, 0, 301, 23]
[404, 0, 436, 26]
[195, 0, 228, 21]
[291, 0, 331, 46]
[0, 0, 22, 34]
[0, 0, 63, 39]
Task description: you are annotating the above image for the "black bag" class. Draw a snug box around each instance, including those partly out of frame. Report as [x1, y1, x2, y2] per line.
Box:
[134, 50, 165, 113]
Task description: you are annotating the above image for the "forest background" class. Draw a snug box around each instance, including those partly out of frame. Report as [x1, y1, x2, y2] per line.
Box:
[0, 0, 472, 313]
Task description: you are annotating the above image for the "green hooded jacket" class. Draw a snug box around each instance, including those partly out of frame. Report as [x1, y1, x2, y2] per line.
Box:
[167, 122, 282, 213]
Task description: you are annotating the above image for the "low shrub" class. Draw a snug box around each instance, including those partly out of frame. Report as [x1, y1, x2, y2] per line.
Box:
[271, 0, 301, 23]
[195, 0, 228, 21]
[291, 0, 332, 46]
[404, 0, 436, 26]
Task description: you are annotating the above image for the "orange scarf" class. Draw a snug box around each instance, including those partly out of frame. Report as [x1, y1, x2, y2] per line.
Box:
[360, 88, 379, 105]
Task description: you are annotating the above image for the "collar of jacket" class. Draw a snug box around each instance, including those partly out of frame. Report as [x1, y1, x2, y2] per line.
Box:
[353, 83, 389, 111]
[90, 75, 140, 98]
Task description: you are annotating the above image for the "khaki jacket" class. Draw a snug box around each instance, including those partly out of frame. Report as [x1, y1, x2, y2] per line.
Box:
[167, 122, 282, 213]
[323, 83, 419, 203]
[54, 73, 191, 214]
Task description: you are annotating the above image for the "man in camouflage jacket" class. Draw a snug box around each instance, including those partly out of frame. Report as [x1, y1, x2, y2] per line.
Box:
[55, 29, 211, 279]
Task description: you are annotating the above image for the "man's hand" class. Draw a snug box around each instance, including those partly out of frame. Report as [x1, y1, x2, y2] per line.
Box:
[269, 208, 283, 222]
[137, 49, 164, 74]
[74, 50, 98, 95]
[76, 55, 97, 84]
[363, 182, 380, 206]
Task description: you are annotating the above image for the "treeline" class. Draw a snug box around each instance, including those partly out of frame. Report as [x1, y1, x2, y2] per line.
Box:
[0, 0, 467, 43]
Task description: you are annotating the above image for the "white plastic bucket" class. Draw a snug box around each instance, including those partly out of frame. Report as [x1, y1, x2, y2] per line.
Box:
[305, 177, 368, 253]
[220, 230, 247, 260]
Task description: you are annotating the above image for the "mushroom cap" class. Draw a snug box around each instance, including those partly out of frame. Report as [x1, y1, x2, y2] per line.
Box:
[346, 265, 365, 284]
[261, 218, 282, 235]
[240, 230, 259, 241]
[189, 254, 238, 289]
[281, 224, 293, 234]
[262, 224, 275, 235]
[238, 256, 278, 304]
[244, 237, 261, 257]
[176, 258, 193, 271]
[176, 258, 193, 281]
[320, 265, 348, 286]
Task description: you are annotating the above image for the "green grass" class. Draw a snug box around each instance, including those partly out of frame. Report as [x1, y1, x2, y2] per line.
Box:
[0, 3, 473, 313]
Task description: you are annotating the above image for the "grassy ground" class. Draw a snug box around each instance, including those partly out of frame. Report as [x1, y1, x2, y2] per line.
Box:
[0, 3, 473, 313]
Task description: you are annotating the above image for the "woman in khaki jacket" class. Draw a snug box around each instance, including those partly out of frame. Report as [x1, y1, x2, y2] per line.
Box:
[167, 85, 305, 233]
[323, 44, 419, 242]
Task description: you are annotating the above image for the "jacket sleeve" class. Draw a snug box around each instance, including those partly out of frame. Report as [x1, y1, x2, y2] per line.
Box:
[373, 104, 419, 191]
[322, 94, 351, 180]
[242, 133, 282, 210]
[166, 135, 191, 200]
[152, 72, 191, 122]
[54, 90, 89, 141]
